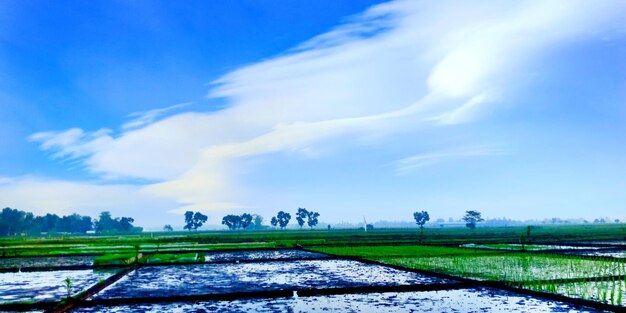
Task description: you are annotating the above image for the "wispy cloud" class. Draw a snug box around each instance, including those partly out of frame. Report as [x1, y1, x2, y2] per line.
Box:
[24, 0, 626, 216]
[123, 102, 191, 130]
[0, 176, 178, 224]
[28, 128, 113, 161]
[393, 145, 510, 175]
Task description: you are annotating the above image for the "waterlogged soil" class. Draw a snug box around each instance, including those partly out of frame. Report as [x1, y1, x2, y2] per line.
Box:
[93, 260, 453, 299]
[462, 244, 604, 251]
[562, 250, 626, 258]
[75, 287, 600, 312]
[203, 249, 329, 262]
[0, 269, 113, 303]
[0, 256, 94, 269]
[573, 241, 626, 247]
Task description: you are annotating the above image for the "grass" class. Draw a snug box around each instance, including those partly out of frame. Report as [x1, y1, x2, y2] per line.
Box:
[312, 245, 505, 258]
[1, 223, 624, 258]
[376, 253, 624, 282]
[141, 253, 204, 264]
[93, 253, 137, 266]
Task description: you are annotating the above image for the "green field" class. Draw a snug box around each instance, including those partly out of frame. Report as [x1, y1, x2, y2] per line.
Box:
[1, 223, 624, 257]
[1, 224, 625, 309]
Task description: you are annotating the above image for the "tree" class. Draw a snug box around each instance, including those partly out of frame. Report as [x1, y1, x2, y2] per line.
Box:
[270, 217, 278, 228]
[0, 208, 26, 236]
[366, 224, 374, 231]
[95, 211, 115, 233]
[252, 214, 264, 229]
[183, 211, 207, 231]
[119, 217, 135, 232]
[192, 212, 208, 230]
[93, 211, 141, 234]
[462, 210, 484, 230]
[306, 210, 320, 229]
[222, 214, 242, 230]
[296, 208, 308, 229]
[184, 211, 194, 231]
[240, 213, 253, 229]
[163, 224, 174, 231]
[277, 211, 291, 229]
[413, 211, 430, 233]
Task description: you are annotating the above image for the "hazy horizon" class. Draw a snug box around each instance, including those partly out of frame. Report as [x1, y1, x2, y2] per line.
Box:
[1, 0, 625, 227]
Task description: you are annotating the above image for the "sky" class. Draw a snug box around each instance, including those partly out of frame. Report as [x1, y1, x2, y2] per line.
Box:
[1, 0, 625, 228]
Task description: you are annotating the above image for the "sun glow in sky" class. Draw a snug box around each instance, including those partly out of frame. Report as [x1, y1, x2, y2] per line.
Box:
[1, 0, 625, 226]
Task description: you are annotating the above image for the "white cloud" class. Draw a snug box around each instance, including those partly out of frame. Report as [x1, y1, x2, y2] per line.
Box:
[28, 128, 113, 161]
[26, 0, 626, 216]
[123, 102, 191, 130]
[393, 145, 510, 175]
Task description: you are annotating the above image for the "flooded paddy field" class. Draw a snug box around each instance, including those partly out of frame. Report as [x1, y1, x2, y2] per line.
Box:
[313, 245, 626, 309]
[461, 243, 606, 251]
[530, 279, 626, 307]
[0, 269, 113, 303]
[74, 287, 601, 312]
[2, 223, 626, 312]
[561, 249, 626, 258]
[92, 259, 453, 300]
[203, 249, 329, 262]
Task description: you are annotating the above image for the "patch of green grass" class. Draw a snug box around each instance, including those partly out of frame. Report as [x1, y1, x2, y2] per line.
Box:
[142, 253, 204, 264]
[93, 253, 137, 266]
[1, 224, 625, 258]
[376, 253, 624, 282]
[311, 245, 504, 258]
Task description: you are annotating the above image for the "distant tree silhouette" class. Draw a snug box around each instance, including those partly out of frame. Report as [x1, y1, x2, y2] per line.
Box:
[306, 210, 320, 229]
[296, 208, 308, 229]
[240, 213, 253, 229]
[94, 211, 141, 234]
[192, 212, 208, 230]
[120, 217, 135, 232]
[184, 211, 207, 231]
[270, 217, 278, 228]
[252, 215, 264, 229]
[163, 224, 174, 231]
[277, 211, 291, 229]
[222, 214, 242, 230]
[184, 211, 194, 231]
[462, 210, 484, 230]
[413, 211, 430, 234]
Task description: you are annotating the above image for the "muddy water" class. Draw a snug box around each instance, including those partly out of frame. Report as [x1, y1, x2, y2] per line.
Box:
[75, 287, 600, 312]
[203, 249, 329, 262]
[0, 269, 113, 303]
[93, 259, 454, 299]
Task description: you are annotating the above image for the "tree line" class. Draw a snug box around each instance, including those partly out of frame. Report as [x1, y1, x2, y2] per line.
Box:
[413, 209, 484, 230]
[0, 207, 140, 236]
[212, 207, 320, 231]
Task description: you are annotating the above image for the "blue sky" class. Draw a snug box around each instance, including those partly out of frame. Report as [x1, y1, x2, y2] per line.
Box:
[1, 0, 625, 227]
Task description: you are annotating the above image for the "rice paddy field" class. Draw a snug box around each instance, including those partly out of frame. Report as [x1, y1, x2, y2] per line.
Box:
[0, 224, 625, 312]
